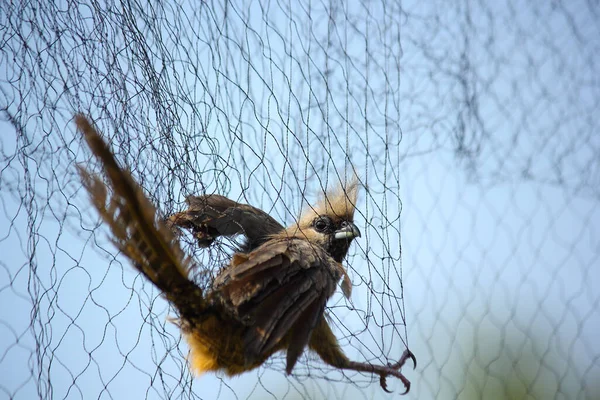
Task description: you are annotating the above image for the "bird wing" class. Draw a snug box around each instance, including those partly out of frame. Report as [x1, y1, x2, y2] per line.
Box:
[213, 238, 340, 373]
[75, 115, 205, 320]
[168, 194, 284, 249]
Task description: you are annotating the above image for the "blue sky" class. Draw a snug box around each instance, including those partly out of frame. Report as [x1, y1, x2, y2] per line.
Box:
[1, 0, 599, 399]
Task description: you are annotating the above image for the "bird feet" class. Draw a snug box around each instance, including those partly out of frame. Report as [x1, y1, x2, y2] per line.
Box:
[345, 349, 416, 394]
[378, 349, 417, 394]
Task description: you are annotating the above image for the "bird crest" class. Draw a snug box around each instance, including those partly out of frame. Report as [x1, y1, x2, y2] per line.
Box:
[298, 177, 360, 226]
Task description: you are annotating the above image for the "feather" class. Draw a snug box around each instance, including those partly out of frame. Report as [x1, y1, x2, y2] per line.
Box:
[168, 194, 283, 249]
[285, 293, 325, 374]
[75, 115, 203, 317]
[214, 238, 338, 365]
[299, 177, 360, 226]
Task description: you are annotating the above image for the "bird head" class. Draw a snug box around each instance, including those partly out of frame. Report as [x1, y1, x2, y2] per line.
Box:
[283, 178, 361, 263]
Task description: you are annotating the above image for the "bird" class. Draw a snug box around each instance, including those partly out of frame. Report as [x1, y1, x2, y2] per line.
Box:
[75, 114, 416, 394]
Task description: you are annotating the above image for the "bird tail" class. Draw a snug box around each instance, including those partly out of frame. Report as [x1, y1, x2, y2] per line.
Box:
[75, 115, 205, 314]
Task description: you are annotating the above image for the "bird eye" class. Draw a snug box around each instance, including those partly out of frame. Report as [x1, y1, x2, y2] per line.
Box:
[314, 217, 330, 232]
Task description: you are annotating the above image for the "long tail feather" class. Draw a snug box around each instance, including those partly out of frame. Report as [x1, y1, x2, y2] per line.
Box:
[75, 114, 203, 313]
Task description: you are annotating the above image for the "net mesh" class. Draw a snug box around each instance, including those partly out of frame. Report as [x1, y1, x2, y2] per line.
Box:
[1, 0, 598, 399]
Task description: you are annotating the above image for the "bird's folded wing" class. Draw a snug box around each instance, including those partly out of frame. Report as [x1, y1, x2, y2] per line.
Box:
[168, 194, 284, 248]
[214, 238, 337, 372]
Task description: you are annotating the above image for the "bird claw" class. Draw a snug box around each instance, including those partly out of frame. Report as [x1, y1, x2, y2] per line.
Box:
[378, 349, 416, 395]
[389, 348, 417, 370]
[379, 374, 393, 393]
[378, 371, 410, 395]
[404, 350, 417, 370]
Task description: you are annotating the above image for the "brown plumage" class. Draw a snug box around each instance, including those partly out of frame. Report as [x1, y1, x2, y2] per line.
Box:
[75, 115, 415, 394]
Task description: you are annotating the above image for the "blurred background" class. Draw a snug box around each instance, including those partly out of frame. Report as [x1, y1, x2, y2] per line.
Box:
[1, 0, 598, 399]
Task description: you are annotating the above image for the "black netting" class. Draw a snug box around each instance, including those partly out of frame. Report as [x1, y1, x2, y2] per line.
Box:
[1, 0, 598, 399]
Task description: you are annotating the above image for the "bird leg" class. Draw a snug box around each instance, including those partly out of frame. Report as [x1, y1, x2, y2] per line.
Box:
[344, 349, 416, 394]
[309, 317, 416, 394]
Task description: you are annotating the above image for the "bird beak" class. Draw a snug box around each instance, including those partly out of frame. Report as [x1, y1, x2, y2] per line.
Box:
[334, 222, 361, 240]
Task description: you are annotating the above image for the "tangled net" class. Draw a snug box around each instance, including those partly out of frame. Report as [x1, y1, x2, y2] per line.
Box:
[1, 1, 598, 399]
